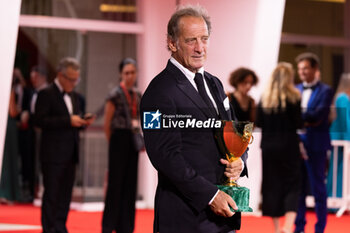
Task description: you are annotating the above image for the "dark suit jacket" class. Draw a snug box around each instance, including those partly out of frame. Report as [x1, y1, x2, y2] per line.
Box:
[34, 83, 82, 164]
[296, 81, 333, 151]
[141, 61, 247, 233]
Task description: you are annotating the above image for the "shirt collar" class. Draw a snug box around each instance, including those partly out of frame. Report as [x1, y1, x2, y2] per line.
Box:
[36, 82, 48, 92]
[170, 56, 204, 80]
[54, 78, 64, 93]
[303, 78, 319, 88]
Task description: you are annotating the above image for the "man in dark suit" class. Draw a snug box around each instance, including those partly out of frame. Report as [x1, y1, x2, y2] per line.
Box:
[18, 66, 49, 202]
[141, 5, 248, 233]
[294, 53, 333, 233]
[35, 57, 94, 233]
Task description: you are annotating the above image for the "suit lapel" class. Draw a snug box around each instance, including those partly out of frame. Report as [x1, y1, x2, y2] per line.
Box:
[204, 73, 229, 120]
[307, 83, 320, 108]
[177, 80, 217, 119]
[166, 62, 217, 119]
[53, 83, 71, 116]
[71, 93, 80, 115]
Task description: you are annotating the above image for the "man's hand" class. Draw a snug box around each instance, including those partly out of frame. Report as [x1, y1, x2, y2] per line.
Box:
[299, 142, 309, 160]
[70, 115, 87, 127]
[220, 158, 243, 181]
[209, 190, 237, 217]
[83, 113, 96, 126]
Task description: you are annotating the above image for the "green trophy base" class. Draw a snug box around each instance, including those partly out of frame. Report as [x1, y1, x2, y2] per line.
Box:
[217, 185, 253, 212]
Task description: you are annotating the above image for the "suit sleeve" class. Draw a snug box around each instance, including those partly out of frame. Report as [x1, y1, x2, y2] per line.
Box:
[141, 89, 218, 213]
[34, 90, 72, 130]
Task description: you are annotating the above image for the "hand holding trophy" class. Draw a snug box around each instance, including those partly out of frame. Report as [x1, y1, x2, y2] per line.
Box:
[215, 120, 253, 212]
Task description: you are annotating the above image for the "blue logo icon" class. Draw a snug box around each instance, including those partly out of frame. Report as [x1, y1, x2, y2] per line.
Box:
[143, 110, 161, 129]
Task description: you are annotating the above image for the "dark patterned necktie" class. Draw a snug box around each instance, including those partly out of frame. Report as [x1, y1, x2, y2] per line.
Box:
[194, 73, 216, 115]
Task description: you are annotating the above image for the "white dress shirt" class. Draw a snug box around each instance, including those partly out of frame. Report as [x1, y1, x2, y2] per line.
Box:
[170, 57, 218, 114]
[55, 78, 73, 115]
[301, 79, 319, 113]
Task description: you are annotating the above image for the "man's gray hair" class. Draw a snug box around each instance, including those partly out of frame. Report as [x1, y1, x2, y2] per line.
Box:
[167, 4, 211, 42]
[57, 57, 80, 73]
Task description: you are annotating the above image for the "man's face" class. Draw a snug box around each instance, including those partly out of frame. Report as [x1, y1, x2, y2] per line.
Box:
[297, 60, 317, 83]
[30, 71, 46, 89]
[58, 66, 80, 92]
[30, 71, 39, 88]
[168, 16, 209, 73]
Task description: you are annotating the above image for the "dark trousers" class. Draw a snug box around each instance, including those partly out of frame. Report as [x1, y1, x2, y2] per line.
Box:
[295, 150, 327, 233]
[41, 161, 76, 233]
[102, 129, 139, 233]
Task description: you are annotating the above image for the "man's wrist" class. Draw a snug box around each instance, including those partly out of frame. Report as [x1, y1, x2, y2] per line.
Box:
[208, 189, 220, 205]
[240, 158, 245, 174]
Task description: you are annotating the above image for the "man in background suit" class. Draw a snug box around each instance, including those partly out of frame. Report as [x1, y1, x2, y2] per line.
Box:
[141, 5, 247, 233]
[35, 57, 94, 233]
[18, 66, 49, 202]
[295, 53, 333, 233]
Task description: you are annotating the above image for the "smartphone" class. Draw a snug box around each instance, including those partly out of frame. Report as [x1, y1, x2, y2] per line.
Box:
[84, 114, 94, 120]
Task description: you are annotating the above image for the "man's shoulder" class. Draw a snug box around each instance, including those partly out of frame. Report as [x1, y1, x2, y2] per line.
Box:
[145, 66, 177, 91]
[319, 81, 331, 89]
[204, 70, 217, 79]
[141, 64, 180, 108]
[71, 90, 83, 99]
[204, 71, 223, 86]
[38, 83, 55, 96]
[317, 81, 333, 94]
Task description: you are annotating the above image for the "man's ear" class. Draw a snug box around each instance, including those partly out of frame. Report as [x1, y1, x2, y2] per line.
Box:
[167, 37, 177, 53]
[57, 71, 62, 78]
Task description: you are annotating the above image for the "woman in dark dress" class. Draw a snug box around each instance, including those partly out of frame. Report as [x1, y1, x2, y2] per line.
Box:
[0, 87, 22, 204]
[256, 62, 303, 233]
[102, 58, 141, 233]
[227, 67, 258, 122]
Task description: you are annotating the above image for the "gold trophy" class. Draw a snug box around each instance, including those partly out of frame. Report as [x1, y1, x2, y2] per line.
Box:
[215, 120, 253, 212]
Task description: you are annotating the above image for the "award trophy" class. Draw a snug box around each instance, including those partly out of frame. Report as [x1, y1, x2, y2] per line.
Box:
[215, 120, 253, 212]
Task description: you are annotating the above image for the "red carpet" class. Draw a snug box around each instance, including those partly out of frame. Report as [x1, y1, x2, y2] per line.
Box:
[0, 204, 153, 233]
[0, 204, 349, 232]
[238, 212, 350, 233]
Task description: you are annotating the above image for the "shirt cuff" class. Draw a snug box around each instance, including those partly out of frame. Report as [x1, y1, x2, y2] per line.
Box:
[208, 189, 220, 205]
[240, 158, 245, 174]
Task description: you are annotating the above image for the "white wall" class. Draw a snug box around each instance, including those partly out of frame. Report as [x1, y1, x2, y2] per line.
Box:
[0, 0, 22, 178]
[137, 0, 286, 212]
[137, 0, 177, 208]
